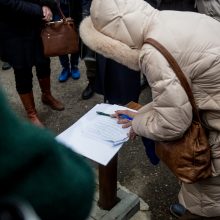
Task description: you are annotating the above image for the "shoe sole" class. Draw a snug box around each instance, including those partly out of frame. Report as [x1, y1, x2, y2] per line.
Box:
[72, 76, 80, 80]
[58, 79, 68, 82]
[82, 93, 94, 100]
[58, 76, 69, 82]
[2, 67, 11, 70]
[42, 101, 65, 111]
[169, 206, 181, 218]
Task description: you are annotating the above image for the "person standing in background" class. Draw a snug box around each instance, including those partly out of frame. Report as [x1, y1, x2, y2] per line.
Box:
[81, 0, 97, 100]
[144, 0, 196, 11]
[83, 1, 140, 105]
[54, 0, 81, 82]
[157, 0, 196, 11]
[95, 55, 141, 105]
[196, 0, 220, 21]
[0, 87, 94, 220]
[0, 0, 64, 127]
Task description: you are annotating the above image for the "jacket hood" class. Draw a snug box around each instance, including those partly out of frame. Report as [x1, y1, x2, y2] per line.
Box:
[80, 0, 156, 71]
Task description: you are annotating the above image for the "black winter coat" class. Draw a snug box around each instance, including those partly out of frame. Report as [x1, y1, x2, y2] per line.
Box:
[158, 0, 196, 11]
[69, 0, 82, 28]
[96, 54, 140, 105]
[0, 0, 55, 68]
[53, 0, 82, 28]
[144, 0, 196, 11]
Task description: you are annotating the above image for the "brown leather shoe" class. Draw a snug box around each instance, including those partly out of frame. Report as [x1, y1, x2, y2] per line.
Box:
[19, 92, 44, 127]
[38, 77, 64, 111]
[41, 93, 64, 111]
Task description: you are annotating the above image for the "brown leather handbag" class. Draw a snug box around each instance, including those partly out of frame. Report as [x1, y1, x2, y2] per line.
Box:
[144, 38, 212, 183]
[41, 0, 79, 57]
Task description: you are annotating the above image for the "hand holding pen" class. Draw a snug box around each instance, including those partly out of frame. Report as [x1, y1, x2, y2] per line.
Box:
[96, 109, 137, 140]
[114, 110, 137, 140]
[96, 109, 136, 123]
[96, 109, 136, 128]
[113, 110, 136, 126]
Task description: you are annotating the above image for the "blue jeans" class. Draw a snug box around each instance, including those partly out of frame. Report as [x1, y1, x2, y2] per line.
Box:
[141, 137, 160, 165]
[59, 52, 79, 70]
[53, 4, 80, 70]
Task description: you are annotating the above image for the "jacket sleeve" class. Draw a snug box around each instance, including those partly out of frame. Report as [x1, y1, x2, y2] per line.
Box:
[132, 45, 193, 141]
[0, 0, 44, 18]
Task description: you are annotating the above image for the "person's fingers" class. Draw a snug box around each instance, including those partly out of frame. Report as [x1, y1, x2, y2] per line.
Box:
[115, 110, 137, 119]
[45, 11, 51, 20]
[122, 121, 132, 128]
[111, 113, 117, 118]
[42, 6, 53, 21]
[117, 118, 130, 124]
[113, 110, 125, 119]
[122, 123, 131, 128]
[42, 7, 47, 17]
[43, 16, 52, 22]
[47, 11, 53, 20]
[115, 110, 130, 116]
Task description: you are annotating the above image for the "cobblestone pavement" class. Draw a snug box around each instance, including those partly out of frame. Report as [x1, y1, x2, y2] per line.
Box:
[0, 58, 179, 220]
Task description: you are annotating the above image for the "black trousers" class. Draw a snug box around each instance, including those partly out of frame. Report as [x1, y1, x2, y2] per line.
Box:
[14, 58, 50, 94]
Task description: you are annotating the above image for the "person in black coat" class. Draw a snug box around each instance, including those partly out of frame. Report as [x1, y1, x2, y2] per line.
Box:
[96, 55, 140, 105]
[81, 0, 97, 100]
[0, 0, 64, 127]
[94, 5, 141, 106]
[53, 0, 81, 82]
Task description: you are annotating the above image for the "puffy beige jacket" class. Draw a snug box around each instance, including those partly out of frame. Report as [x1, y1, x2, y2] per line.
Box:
[80, 0, 220, 216]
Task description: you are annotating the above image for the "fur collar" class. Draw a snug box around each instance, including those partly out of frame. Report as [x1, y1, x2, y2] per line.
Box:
[80, 17, 140, 71]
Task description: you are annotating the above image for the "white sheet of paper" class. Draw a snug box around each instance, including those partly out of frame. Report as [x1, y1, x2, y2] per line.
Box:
[56, 103, 134, 166]
[82, 116, 129, 144]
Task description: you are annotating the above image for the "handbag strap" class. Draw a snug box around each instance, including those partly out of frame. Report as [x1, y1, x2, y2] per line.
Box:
[144, 38, 201, 122]
[56, 0, 67, 20]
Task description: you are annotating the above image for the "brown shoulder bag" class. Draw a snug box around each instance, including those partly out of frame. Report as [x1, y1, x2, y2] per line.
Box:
[144, 38, 211, 183]
[41, 0, 79, 57]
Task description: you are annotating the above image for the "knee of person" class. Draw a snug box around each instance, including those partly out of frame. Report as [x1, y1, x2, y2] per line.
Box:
[35, 62, 51, 77]
[14, 69, 33, 94]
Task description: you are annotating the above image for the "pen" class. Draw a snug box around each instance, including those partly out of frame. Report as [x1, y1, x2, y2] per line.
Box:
[96, 111, 133, 121]
[96, 111, 113, 117]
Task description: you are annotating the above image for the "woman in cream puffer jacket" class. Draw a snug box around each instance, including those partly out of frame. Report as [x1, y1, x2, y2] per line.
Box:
[80, 0, 220, 217]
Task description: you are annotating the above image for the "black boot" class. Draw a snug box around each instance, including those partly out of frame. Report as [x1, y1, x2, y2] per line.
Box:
[82, 80, 95, 100]
[83, 57, 96, 100]
[2, 62, 11, 70]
